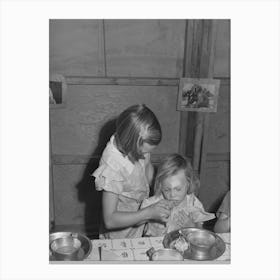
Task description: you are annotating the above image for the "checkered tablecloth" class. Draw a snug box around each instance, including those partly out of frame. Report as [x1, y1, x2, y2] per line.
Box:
[84, 233, 230, 262]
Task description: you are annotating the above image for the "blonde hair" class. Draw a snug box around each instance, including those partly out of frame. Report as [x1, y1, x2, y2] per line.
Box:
[115, 104, 162, 163]
[154, 154, 200, 196]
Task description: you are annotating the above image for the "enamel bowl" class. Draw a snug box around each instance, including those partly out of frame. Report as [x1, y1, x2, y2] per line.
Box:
[49, 232, 92, 261]
[163, 227, 225, 261]
[187, 229, 216, 259]
[50, 236, 81, 261]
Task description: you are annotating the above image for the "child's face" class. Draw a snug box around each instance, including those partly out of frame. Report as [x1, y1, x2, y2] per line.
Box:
[139, 142, 156, 155]
[161, 169, 188, 203]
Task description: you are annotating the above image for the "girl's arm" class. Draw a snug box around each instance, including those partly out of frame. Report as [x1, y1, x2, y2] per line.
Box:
[146, 161, 154, 186]
[102, 191, 171, 230]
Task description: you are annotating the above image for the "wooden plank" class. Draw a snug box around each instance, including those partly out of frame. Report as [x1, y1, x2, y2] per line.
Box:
[207, 79, 230, 154]
[65, 76, 179, 86]
[184, 20, 203, 78]
[214, 20, 230, 78]
[199, 114, 210, 173]
[49, 84, 180, 156]
[178, 20, 190, 156]
[97, 20, 106, 76]
[192, 21, 203, 77]
[182, 19, 221, 185]
[184, 20, 193, 78]
[53, 164, 102, 227]
[199, 20, 218, 178]
[104, 19, 185, 78]
[183, 20, 214, 172]
[216, 78, 230, 85]
[51, 224, 100, 238]
[49, 119, 55, 229]
[207, 152, 230, 162]
[178, 111, 189, 155]
[177, 20, 229, 193]
[52, 154, 98, 165]
[198, 161, 230, 212]
[184, 20, 204, 170]
[51, 153, 169, 166]
[49, 19, 104, 76]
[192, 113, 204, 171]
[200, 20, 217, 77]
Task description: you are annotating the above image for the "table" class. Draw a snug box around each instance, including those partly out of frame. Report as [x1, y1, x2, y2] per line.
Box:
[83, 233, 230, 263]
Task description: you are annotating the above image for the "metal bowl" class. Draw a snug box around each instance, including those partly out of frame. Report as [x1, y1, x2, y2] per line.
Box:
[163, 227, 225, 261]
[49, 232, 92, 261]
[50, 236, 81, 261]
[149, 248, 183, 261]
[187, 229, 216, 259]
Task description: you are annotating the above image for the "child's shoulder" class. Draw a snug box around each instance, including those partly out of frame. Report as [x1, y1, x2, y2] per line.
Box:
[100, 136, 134, 173]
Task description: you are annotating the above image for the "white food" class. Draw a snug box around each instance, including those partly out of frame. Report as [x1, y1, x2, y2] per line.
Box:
[172, 236, 189, 253]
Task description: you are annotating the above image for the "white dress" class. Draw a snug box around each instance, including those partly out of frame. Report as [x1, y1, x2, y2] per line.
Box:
[92, 135, 150, 239]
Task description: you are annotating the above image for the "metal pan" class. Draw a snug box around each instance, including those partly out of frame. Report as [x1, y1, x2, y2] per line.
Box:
[49, 232, 92, 261]
[163, 227, 225, 261]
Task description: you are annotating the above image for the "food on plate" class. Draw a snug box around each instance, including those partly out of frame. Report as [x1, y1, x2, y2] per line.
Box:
[171, 235, 189, 253]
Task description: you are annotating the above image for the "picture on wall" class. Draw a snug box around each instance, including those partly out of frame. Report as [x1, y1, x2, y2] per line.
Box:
[177, 78, 220, 112]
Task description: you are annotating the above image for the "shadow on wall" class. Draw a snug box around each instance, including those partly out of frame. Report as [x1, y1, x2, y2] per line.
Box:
[75, 118, 117, 239]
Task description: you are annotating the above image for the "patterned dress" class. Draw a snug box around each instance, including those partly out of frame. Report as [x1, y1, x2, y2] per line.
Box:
[141, 193, 215, 237]
[92, 135, 150, 239]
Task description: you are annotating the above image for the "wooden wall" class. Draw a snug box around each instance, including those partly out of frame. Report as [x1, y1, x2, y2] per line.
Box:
[50, 85, 180, 156]
[50, 20, 104, 76]
[50, 20, 185, 77]
[49, 19, 230, 235]
[202, 20, 230, 211]
[199, 79, 230, 211]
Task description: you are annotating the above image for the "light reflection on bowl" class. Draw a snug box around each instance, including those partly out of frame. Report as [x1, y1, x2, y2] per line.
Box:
[50, 236, 81, 261]
[187, 229, 216, 259]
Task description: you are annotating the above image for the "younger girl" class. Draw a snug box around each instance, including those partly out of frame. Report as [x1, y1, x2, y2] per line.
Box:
[141, 154, 215, 236]
[92, 104, 171, 239]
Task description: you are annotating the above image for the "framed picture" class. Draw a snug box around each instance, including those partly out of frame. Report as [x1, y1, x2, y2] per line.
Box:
[177, 78, 220, 112]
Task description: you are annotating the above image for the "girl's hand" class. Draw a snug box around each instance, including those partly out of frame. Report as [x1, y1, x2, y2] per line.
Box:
[147, 199, 172, 223]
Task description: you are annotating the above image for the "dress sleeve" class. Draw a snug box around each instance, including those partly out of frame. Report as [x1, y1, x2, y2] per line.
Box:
[216, 191, 230, 218]
[141, 195, 161, 209]
[190, 194, 216, 222]
[92, 164, 124, 195]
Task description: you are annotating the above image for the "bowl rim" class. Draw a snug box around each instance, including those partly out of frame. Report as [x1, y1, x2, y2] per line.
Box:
[162, 227, 226, 261]
[186, 231, 216, 247]
[49, 232, 92, 260]
[50, 237, 82, 254]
